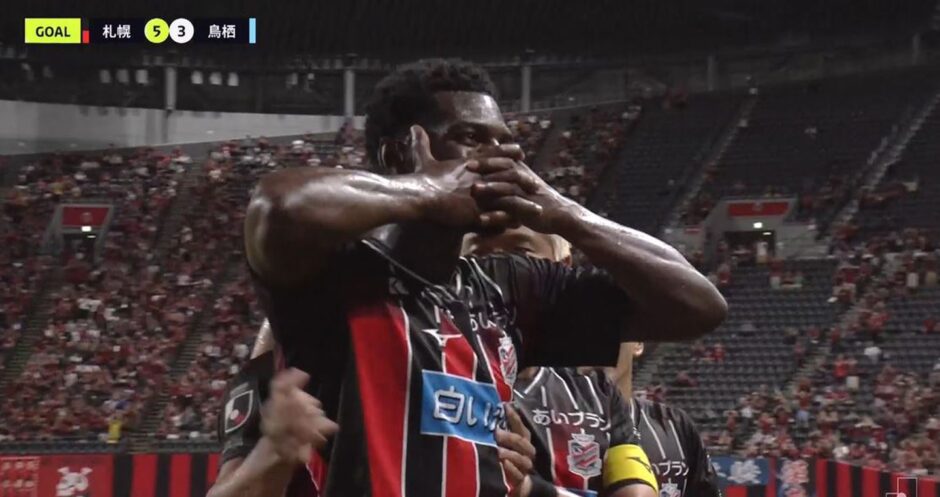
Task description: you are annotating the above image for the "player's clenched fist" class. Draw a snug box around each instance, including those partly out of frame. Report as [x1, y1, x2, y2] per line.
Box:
[261, 368, 338, 465]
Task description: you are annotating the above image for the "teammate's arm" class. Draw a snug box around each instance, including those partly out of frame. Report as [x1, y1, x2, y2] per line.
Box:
[208, 369, 337, 497]
[468, 160, 727, 339]
[208, 439, 297, 497]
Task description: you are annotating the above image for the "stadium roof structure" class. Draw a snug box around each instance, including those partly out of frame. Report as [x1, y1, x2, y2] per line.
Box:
[2, 0, 936, 61]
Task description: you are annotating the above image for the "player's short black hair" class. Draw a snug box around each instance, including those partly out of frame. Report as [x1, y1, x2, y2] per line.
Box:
[364, 58, 498, 170]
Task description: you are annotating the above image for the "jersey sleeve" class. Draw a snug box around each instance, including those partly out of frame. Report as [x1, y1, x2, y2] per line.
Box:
[218, 352, 275, 465]
[475, 253, 632, 368]
[602, 375, 658, 494]
[672, 407, 722, 497]
[604, 376, 641, 448]
[249, 241, 362, 345]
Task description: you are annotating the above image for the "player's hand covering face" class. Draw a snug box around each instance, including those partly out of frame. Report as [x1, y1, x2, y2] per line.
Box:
[403, 91, 548, 233]
[467, 156, 571, 234]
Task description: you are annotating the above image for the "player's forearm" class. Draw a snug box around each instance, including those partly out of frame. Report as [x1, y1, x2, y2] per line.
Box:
[245, 167, 434, 285]
[252, 167, 432, 245]
[207, 438, 297, 497]
[555, 205, 727, 340]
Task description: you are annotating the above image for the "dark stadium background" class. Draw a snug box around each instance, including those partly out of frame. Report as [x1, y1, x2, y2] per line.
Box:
[1, 0, 939, 496]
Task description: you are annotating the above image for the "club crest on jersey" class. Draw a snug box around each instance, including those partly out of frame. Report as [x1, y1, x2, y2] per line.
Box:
[660, 482, 681, 497]
[224, 390, 253, 434]
[567, 432, 602, 478]
[498, 336, 517, 386]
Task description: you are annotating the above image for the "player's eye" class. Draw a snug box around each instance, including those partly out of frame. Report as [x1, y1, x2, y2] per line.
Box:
[459, 131, 480, 145]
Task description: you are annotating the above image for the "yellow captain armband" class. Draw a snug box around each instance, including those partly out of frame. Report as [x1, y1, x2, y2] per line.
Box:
[603, 444, 659, 493]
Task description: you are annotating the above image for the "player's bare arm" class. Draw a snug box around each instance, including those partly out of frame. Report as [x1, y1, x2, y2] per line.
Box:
[467, 159, 727, 339]
[245, 125, 527, 288]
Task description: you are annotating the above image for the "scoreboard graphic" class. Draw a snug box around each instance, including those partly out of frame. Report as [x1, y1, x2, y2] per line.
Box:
[24, 18, 257, 44]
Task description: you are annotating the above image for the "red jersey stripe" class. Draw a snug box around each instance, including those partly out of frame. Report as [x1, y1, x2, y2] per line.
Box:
[349, 302, 412, 497]
[473, 334, 512, 495]
[441, 313, 480, 497]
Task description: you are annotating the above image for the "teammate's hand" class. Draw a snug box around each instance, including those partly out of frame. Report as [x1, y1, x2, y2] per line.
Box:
[410, 125, 528, 231]
[467, 156, 576, 234]
[260, 368, 339, 466]
[497, 405, 536, 496]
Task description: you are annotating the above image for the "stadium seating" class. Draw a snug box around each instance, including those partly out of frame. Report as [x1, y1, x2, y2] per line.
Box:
[597, 92, 742, 234]
[653, 259, 838, 438]
[687, 70, 938, 229]
[538, 105, 632, 206]
[856, 90, 940, 241]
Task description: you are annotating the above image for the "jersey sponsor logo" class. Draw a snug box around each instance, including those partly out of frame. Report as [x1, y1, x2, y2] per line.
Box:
[420, 370, 504, 446]
[652, 460, 689, 477]
[223, 390, 253, 434]
[530, 409, 606, 428]
[567, 432, 602, 478]
[56, 466, 91, 497]
[498, 335, 518, 386]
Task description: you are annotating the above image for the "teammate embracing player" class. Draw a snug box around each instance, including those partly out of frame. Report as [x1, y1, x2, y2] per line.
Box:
[209, 58, 727, 497]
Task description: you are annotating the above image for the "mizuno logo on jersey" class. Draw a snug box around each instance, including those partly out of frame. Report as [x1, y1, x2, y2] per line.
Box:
[420, 370, 505, 446]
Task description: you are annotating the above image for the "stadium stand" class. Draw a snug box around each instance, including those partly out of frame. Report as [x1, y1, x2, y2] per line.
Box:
[856, 89, 940, 240]
[595, 92, 743, 234]
[686, 70, 939, 230]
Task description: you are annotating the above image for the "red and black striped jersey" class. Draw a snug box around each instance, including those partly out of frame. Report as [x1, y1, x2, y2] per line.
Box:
[251, 239, 632, 497]
[513, 368, 643, 497]
[628, 398, 722, 497]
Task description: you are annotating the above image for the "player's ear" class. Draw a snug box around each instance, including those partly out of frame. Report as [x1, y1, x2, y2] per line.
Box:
[378, 136, 411, 174]
[634, 342, 645, 357]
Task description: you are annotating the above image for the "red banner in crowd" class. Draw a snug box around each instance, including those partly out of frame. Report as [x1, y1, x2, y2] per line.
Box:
[60, 205, 111, 228]
[726, 200, 790, 217]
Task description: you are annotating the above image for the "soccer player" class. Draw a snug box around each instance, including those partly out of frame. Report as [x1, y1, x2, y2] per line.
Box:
[609, 343, 722, 497]
[466, 227, 658, 497]
[226, 58, 727, 497]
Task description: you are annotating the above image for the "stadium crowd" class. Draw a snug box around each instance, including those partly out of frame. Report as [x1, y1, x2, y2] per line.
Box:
[685, 228, 940, 475]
